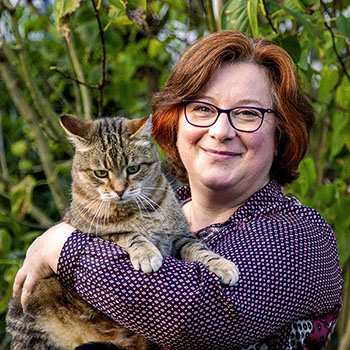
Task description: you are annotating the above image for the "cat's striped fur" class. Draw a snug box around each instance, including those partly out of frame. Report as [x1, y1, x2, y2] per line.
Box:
[6, 115, 238, 350]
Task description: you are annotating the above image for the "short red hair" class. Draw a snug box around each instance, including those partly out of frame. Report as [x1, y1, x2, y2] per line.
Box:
[152, 30, 314, 185]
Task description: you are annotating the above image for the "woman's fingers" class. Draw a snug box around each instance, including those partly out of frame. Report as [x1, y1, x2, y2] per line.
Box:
[13, 266, 27, 297]
[11, 222, 75, 310]
[20, 270, 49, 310]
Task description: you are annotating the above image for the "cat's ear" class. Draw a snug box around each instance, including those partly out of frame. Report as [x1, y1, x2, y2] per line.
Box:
[60, 114, 95, 150]
[129, 115, 152, 139]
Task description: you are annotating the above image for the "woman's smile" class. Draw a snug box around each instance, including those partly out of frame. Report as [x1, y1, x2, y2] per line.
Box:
[177, 61, 276, 195]
[200, 146, 241, 160]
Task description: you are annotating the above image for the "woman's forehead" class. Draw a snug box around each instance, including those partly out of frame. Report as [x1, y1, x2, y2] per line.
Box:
[194, 62, 273, 107]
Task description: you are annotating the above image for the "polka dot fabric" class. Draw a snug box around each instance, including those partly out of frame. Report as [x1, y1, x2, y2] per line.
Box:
[57, 180, 343, 349]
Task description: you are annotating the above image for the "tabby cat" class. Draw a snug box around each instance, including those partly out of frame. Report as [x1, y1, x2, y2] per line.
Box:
[7, 114, 239, 350]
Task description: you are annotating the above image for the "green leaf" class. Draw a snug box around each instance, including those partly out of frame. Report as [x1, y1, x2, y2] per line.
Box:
[336, 85, 350, 109]
[282, 0, 313, 34]
[314, 183, 336, 207]
[221, 0, 250, 34]
[248, 0, 259, 37]
[0, 229, 11, 257]
[107, 0, 125, 10]
[10, 176, 37, 220]
[277, 36, 301, 64]
[296, 157, 317, 196]
[318, 67, 339, 102]
[54, 0, 82, 41]
[127, 0, 146, 10]
[336, 13, 350, 37]
[148, 38, 160, 59]
[10, 140, 28, 157]
[330, 111, 349, 159]
[341, 156, 350, 182]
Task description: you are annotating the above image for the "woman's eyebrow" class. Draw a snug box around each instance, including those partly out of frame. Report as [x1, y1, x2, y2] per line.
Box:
[190, 96, 265, 107]
[234, 99, 264, 107]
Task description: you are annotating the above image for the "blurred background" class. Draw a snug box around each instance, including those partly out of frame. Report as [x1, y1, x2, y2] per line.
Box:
[0, 0, 349, 348]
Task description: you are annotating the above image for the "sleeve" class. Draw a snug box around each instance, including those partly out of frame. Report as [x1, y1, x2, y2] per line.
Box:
[56, 210, 343, 350]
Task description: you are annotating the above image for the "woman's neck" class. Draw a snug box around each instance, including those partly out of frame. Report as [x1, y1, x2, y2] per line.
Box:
[183, 178, 270, 231]
[182, 187, 243, 232]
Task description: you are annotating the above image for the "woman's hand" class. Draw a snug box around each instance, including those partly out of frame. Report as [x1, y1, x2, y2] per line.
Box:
[13, 222, 75, 309]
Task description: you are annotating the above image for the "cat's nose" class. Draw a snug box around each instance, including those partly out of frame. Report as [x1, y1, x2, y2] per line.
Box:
[116, 190, 125, 198]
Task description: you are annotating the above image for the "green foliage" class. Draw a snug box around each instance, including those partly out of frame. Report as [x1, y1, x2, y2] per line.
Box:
[0, 0, 349, 348]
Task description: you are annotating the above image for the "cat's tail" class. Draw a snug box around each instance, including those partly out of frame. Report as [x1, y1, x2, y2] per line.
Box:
[75, 343, 125, 350]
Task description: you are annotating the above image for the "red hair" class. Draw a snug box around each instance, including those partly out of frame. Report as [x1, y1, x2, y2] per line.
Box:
[152, 30, 314, 185]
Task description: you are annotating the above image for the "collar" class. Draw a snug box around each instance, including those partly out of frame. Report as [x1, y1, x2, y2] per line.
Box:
[175, 179, 285, 230]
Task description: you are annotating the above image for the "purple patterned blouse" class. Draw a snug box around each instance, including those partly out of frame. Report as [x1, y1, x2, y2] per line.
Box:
[57, 180, 343, 349]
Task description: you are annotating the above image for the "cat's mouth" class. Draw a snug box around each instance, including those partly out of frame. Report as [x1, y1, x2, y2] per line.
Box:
[100, 193, 130, 203]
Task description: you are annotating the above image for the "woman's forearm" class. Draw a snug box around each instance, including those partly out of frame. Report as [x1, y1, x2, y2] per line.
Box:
[56, 223, 342, 350]
[13, 222, 75, 309]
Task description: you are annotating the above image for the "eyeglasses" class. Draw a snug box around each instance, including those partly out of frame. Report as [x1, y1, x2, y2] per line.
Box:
[183, 100, 275, 133]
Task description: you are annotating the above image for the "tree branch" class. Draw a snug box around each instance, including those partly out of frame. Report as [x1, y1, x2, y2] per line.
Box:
[91, 0, 106, 117]
[321, 0, 350, 82]
[0, 54, 68, 213]
[50, 66, 98, 89]
[4, 8, 68, 144]
[204, 0, 217, 33]
[0, 183, 54, 228]
[0, 113, 9, 180]
[63, 40, 83, 119]
[66, 34, 93, 120]
[262, 0, 278, 34]
[324, 21, 350, 82]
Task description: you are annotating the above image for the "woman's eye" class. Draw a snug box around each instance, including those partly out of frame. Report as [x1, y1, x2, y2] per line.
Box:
[235, 109, 261, 118]
[94, 170, 109, 178]
[127, 165, 141, 175]
[194, 106, 213, 114]
[239, 110, 256, 116]
[197, 106, 209, 112]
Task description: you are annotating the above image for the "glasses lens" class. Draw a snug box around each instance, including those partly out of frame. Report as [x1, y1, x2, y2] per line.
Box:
[185, 102, 217, 127]
[230, 107, 263, 132]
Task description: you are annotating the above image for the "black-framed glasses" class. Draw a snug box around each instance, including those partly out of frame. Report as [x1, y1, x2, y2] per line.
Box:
[183, 100, 275, 133]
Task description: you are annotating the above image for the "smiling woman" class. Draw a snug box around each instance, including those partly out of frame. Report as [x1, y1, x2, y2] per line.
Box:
[176, 62, 277, 229]
[12, 30, 342, 350]
[152, 31, 314, 187]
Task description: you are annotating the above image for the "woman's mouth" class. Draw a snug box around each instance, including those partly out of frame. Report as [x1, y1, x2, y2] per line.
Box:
[201, 147, 240, 160]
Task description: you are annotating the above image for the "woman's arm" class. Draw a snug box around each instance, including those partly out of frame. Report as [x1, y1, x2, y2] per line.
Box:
[13, 222, 75, 309]
[13, 207, 342, 349]
[55, 215, 342, 349]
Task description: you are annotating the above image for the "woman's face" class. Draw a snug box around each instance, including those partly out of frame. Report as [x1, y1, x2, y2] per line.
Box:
[176, 62, 276, 196]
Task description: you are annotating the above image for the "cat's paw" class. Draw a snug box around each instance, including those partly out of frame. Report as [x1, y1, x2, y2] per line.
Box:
[207, 258, 239, 286]
[130, 251, 163, 274]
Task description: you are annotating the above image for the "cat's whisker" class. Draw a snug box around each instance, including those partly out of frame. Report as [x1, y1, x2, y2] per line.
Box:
[88, 199, 107, 235]
[99, 200, 110, 233]
[133, 196, 146, 220]
[74, 196, 101, 211]
[103, 200, 111, 226]
[75, 201, 99, 217]
[138, 193, 167, 214]
[142, 186, 174, 194]
[136, 193, 165, 223]
[73, 198, 102, 222]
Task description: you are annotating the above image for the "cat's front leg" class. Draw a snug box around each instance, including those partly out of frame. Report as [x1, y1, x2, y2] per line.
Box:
[115, 232, 163, 273]
[175, 238, 239, 286]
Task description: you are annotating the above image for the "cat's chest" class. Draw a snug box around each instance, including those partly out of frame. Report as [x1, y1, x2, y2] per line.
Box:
[101, 215, 175, 256]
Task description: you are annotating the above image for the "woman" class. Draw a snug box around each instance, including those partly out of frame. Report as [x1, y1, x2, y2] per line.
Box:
[14, 31, 342, 349]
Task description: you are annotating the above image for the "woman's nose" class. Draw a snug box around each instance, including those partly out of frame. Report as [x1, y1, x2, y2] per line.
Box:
[208, 113, 237, 141]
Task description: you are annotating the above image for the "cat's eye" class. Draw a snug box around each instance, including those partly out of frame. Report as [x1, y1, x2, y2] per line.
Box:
[94, 170, 109, 178]
[126, 165, 141, 175]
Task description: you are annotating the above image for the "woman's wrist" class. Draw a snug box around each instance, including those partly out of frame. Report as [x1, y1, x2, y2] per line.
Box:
[12, 221, 76, 309]
[45, 222, 76, 273]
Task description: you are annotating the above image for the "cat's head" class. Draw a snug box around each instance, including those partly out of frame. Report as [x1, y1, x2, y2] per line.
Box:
[60, 114, 162, 204]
